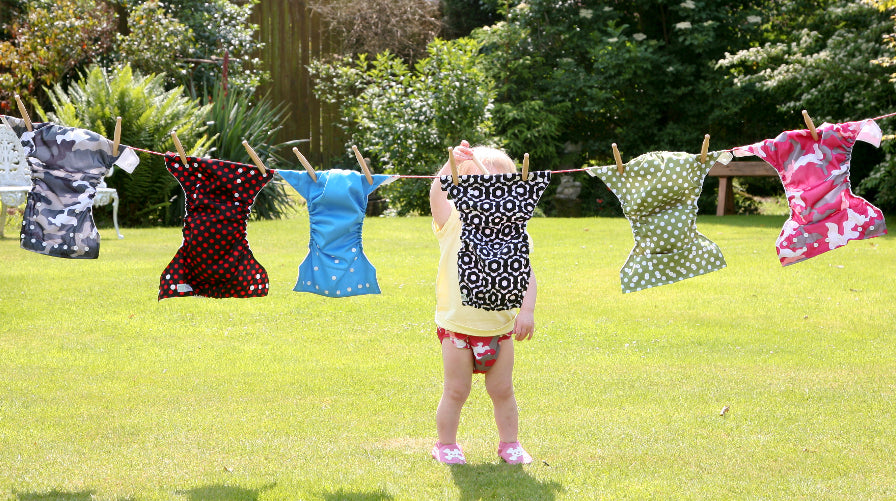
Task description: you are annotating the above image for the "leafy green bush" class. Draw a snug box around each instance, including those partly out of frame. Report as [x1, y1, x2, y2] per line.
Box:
[39, 64, 212, 227]
[859, 135, 896, 213]
[202, 83, 298, 220]
[310, 38, 495, 214]
[0, 0, 115, 107]
[168, 0, 267, 94]
[473, 0, 765, 171]
[115, 0, 196, 85]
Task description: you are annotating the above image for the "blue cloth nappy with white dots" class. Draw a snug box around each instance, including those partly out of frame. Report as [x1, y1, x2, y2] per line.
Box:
[279, 169, 394, 297]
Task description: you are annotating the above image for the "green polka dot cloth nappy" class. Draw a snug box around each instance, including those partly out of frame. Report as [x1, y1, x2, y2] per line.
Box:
[587, 150, 733, 293]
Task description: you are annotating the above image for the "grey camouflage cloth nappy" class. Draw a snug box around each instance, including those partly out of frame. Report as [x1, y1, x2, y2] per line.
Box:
[2, 116, 139, 258]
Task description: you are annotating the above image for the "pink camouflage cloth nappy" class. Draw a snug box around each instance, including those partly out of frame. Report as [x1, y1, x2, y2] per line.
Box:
[733, 119, 887, 265]
[437, 327, 511, 373]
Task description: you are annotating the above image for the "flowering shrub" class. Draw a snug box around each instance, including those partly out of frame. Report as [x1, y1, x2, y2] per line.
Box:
[719, 1, 896, 205]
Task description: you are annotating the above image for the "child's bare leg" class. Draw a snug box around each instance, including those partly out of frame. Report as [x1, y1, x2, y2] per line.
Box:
[484, 338, 518, 443]
[437, 338, 474, 444]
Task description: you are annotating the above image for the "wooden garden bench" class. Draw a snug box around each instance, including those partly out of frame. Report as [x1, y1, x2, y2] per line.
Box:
[708, 160, 778, 216]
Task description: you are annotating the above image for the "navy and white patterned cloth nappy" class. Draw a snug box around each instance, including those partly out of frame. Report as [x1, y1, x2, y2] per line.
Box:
[440, 171, 550, 311]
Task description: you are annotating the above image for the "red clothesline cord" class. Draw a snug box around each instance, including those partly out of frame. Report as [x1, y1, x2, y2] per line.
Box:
[127, 146, 595, 177]
[388, 168, 594, 178]
[128, 146, 263, 170]
[128, 146, 165, 156]
[126, 111, 896, 178]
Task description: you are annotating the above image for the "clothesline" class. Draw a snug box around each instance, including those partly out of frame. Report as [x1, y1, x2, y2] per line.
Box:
[128, 145, 597, 177]
[124, 148, 711, 178]
[124, 110, 896, 179]
[4, 111, 889, 295]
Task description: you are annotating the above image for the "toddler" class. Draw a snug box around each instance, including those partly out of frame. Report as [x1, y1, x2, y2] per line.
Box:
[429, 140, 536, 465]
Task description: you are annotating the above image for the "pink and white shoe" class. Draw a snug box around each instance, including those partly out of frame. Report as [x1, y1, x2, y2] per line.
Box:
[431, 442, 466, 464]
[497, 441, 532, 464]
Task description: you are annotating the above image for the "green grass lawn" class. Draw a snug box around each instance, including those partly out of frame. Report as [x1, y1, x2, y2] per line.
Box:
[1, 213, 895, 500]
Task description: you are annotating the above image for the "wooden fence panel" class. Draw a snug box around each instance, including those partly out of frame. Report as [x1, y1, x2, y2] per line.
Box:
[250, 0, 345, 167]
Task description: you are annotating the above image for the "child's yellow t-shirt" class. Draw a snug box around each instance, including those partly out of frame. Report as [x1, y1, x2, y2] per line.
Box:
[433, 205, 518, 336]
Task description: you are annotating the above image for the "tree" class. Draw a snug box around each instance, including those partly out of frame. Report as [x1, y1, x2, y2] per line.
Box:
[0, 0, 24, 41]
[718, 1, 895, 127]
[114, 1, 196, 85]
[440, 0, 504, 39]
[114, 0, 266, 93]
[472, 0, 768, 215]
[719, 0, 896, 207]
[863, 0, 896, 80]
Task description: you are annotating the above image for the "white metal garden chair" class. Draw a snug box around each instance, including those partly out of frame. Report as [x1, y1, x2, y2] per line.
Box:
[0, 121, 31, 238]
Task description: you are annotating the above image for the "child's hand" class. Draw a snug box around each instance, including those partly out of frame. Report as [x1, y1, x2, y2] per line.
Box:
[513, 309, 535, 341]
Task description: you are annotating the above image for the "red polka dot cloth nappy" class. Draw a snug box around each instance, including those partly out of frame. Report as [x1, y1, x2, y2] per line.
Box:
[159, 154, 274, 299]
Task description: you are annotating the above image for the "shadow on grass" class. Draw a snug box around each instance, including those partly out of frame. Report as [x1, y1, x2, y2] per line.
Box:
[175, 483, 275, 501]
[16, 491, 132, 501]
[449, 463, 562, 501]
[320, 488, 393, 500]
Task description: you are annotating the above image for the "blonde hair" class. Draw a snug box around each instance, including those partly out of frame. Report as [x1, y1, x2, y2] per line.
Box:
[443, 145, 517, 176]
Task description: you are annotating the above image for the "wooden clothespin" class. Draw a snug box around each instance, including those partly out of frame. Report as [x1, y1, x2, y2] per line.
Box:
[170, 131, 189, 166]
[14, 94, 32, 132]
[351, 145, 374, 184]
[112, 117, 122, 156]
[522, 153, 530, 181]
[612, 143, 624, 174]
[700, 134, 710, 164]
[241, 140, 268, 175]
[292, 147, 317, 182]
[447, 147, 459, 186]
[802, 110, 819, 141]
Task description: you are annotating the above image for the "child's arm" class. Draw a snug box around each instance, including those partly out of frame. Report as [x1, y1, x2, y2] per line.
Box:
[430, 163, 453, 227]
[513, 270, 537, 341]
